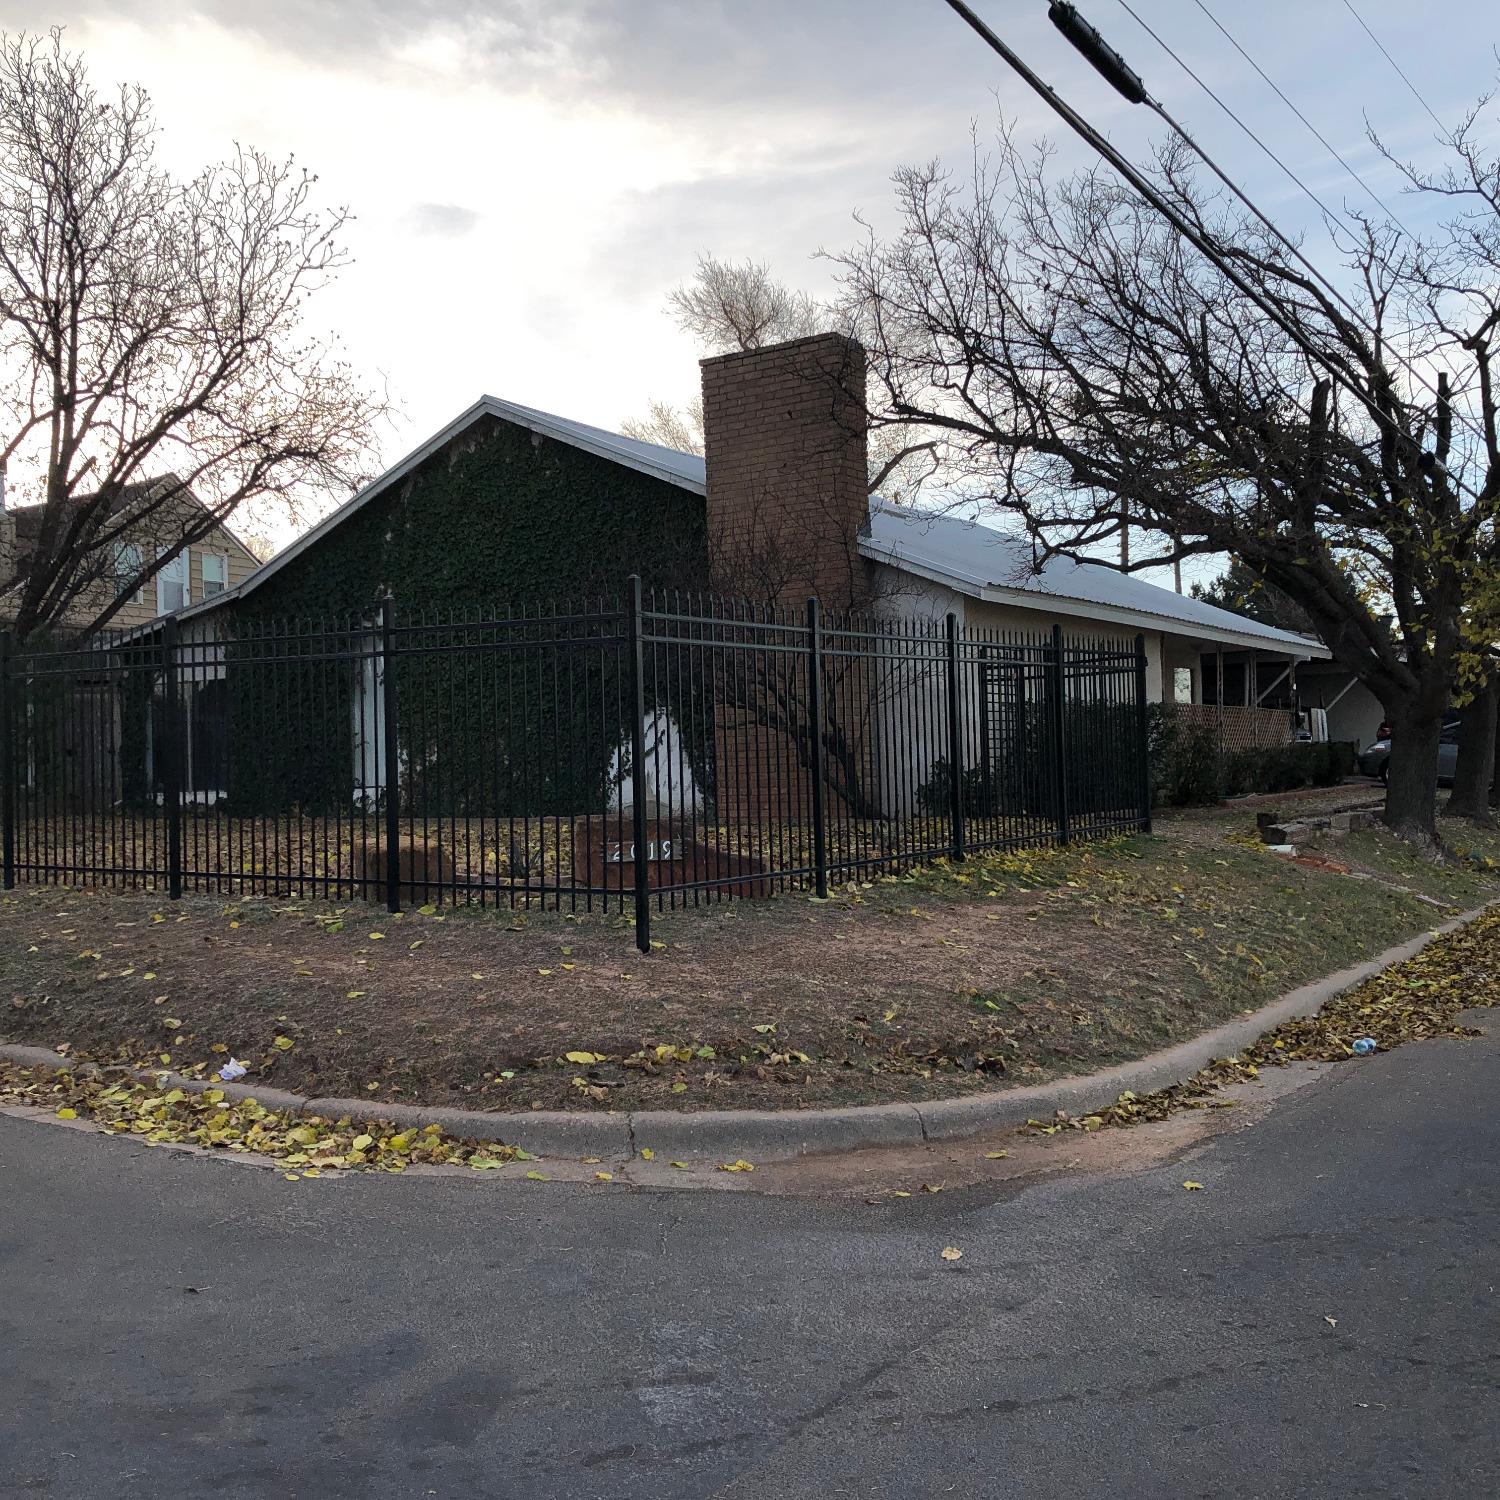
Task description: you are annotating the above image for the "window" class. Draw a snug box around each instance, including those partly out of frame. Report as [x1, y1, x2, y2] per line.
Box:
[1173, 666, 1194, 704]
[201, 551, 228, 598]
[115, 543, 145, 604]
[156, 548, 189, 614]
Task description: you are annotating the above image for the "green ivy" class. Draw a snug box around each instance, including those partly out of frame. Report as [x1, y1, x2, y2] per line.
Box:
[218, 417, 712, 816]
[240, 416, 708, 620]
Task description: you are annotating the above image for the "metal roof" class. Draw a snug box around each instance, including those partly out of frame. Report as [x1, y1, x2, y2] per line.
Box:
[861, 501, 1329, 656]
[158, 395, 1327, 657]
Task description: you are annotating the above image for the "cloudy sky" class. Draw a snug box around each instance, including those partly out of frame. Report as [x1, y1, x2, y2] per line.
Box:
[2, 0, 1495, 568]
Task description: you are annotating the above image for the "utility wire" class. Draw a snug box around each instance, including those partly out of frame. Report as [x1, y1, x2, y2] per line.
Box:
[1189, 0, 1415, 236]
[936, 0, 1484, 505]
[1113, 0, 1351, 236]
[1339, 0, 1447, 132]
[1107, 0, 1483, 457]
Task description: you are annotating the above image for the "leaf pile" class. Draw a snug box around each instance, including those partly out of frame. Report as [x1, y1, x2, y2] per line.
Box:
[0, 1064, 522, 1173]
[1027, 906, 1500, 1134]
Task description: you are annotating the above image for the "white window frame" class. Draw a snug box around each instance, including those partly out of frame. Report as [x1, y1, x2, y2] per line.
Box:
[156, 547, 190, 615]
[115, 543, 146, 604]
[201, 550, 229, 598]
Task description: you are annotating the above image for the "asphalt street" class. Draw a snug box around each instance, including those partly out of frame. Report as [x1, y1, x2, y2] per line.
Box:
[3, 1022, 1498, 1499]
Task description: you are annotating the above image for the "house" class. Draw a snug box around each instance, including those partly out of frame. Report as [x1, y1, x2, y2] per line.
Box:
[154, 333, 1327, 677]
[0, 475, 261, 638]
[121, 334, 1330, 811]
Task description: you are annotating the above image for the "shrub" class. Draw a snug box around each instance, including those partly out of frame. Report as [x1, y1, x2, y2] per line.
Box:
[1147, 705, 1223, 806]
[916, 759, 1004, 819]
[1147, 713, 1358, 808]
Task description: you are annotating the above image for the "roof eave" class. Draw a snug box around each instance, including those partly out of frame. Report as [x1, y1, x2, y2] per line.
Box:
[859, 538, 1330, 658]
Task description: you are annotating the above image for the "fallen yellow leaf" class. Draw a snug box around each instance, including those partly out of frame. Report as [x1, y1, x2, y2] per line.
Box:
[940, 1246, 964, 1262]
[1182, 1180, 1204, 1191]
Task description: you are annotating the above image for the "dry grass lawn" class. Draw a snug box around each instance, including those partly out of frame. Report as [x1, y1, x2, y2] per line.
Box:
[3, 790, 1496, 1113]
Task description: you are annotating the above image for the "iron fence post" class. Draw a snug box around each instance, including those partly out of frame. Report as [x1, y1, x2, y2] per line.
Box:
[1134, 632, 1153, 834]
[626, 575, 651, 953]
[805, 597, 830, 898]
[0, 630, 15, 890]
[945, 612, 965, 861]
[160, 617, 184, 898]
[380, 597, 402, 913]
[1049, 623, 1071, 845]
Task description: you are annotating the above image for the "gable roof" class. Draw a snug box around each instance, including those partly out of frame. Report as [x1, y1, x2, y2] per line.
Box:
[159, 395, 707, 625]
[159, 394, 1327, 657]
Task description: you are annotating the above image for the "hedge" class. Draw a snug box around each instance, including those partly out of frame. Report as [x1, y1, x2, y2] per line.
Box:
[1147, 704, 1355, 806]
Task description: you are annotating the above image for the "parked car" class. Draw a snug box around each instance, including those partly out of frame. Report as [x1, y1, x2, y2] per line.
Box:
[1358, 719, 1461, 784]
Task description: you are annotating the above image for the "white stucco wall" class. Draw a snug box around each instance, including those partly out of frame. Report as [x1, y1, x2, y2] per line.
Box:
[863, 566, 1171, 818]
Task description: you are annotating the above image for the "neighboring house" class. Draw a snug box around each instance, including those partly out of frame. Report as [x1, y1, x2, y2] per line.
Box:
[0, 477, 260, 638]
[1293, 661, 1389, 751]
[116, 333, 1331, 807]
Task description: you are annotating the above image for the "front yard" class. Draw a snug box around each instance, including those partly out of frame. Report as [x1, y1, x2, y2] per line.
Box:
[4, 790, 1497, 1114]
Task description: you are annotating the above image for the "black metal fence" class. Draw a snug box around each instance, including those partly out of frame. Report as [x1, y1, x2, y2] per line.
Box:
[0, 579, 1151, 949]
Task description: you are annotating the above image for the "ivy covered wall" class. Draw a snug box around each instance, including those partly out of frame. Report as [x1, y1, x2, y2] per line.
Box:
[221, 416, 714, 818]
[239, 415, 710, 619]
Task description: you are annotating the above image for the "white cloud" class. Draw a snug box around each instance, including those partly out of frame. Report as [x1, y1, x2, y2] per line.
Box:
[398, 201, 481, 237]
[0, 0, 1492, 555]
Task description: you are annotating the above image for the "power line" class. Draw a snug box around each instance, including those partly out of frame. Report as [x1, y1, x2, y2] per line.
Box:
[1101, 1, 1488, 464]
[1112, 0, 1351, 236]
[934, 1, 1484, 505]
[1189, 0, 1416, 236]
[1339, 0, 1447, 132]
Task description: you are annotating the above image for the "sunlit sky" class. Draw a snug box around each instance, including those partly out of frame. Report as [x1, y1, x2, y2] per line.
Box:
[2, 0, 1496, 587]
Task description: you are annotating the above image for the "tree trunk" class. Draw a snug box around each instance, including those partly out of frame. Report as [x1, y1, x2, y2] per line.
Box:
[1383, 709, 1442, 844]
[1449, 678, 1497, 823]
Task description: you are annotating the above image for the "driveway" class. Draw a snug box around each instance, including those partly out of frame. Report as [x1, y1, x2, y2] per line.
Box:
[3, 1023, 1498, 1499]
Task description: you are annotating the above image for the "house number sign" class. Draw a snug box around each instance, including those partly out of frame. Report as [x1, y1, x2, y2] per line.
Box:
[606, 840, 675, 863]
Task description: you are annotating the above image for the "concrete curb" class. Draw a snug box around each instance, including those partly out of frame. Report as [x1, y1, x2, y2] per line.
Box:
[1, 905, 1488, 1162]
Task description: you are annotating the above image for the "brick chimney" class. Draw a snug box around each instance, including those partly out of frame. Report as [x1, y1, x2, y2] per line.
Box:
[700, 332, 870, 611]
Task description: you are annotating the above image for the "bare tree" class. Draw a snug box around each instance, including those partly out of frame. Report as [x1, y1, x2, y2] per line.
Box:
[668, 253, 824, 353]
[0, 30, 385, 641]
[622, 255, 828, 454]
[830, 123, 1500, 844]
[621, 396, 704, 455]
[1378, 98, 1500, 821]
